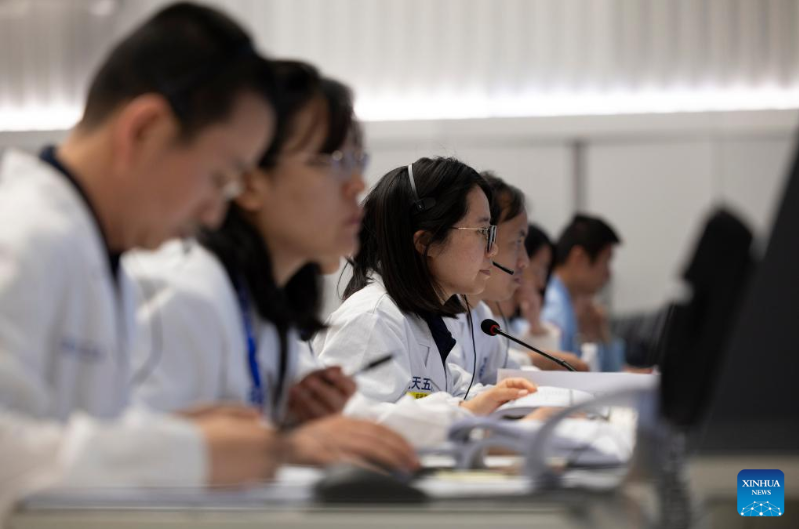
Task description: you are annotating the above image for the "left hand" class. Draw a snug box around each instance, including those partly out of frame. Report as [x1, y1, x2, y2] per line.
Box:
[530, 350, 590, 372]
[286, 367, 356, 424]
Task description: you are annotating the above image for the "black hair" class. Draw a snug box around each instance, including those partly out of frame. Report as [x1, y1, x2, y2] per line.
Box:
[525, 224, 556, 289]
[320, 78, 362, 154]
[259, 71, 359, 169]
[200, 64, 358, 336]
[345, 157, 492, 318]
[554, 214, 621, 267]
[80, 2, 276, 141]
[480, 171, 526, 224]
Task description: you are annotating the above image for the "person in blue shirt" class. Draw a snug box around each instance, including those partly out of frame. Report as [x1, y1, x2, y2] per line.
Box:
[542, 214, 626, 371]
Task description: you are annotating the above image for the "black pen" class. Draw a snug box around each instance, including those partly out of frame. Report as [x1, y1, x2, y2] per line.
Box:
[352, 354, 394, 376]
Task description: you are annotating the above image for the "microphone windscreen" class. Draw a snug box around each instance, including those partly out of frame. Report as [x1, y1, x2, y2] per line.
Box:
[481, 318, 500, 336]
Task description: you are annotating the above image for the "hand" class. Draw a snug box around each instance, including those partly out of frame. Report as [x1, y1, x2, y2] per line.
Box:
[522, 407, 588, 422]
[530, 350, 590, 371]
[284, 416, 419, 472]
[576, 298, 610, 343]
[176, 402, 262, 419]
[623, 365, 655, 374]
[460, 378, 537, 416]
[523, 406, 565, 422]
[189, 406, 284, 486]
[517, 287, 546, 335]
[286, 367, 356, 424]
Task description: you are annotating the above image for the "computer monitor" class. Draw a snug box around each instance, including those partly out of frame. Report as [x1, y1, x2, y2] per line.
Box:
[698, 135, 799, 454]
[658, 208, 755, 430]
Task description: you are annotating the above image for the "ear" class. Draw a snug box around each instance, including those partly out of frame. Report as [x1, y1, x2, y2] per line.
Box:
[110, 94, 178, 175]
[234, 169, 268, 213]
[413, 229, 434, 256]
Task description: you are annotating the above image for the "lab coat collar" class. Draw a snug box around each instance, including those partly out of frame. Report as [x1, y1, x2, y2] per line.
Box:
[418, 311, 457, 365]
[39, 145, 121, 281]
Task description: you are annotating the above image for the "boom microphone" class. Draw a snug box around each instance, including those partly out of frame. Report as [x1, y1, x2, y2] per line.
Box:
[481, 318, 577, 371]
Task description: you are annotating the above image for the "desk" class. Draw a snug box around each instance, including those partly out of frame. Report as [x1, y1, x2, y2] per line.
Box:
[7, 468, 639, 529]
[9, 501, 589, 529]
[8, 456, 798, 529]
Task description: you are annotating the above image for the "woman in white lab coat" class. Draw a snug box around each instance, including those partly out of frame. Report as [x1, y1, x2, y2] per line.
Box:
[314, 158, 537, 415]
[130, 63, 417, 471]
[495, 224, 591, 371]
[445, 172, 530, 384]
[446, 173, 589, 381]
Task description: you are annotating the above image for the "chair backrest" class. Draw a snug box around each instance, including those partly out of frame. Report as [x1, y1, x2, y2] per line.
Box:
[659, 208, 755, 430]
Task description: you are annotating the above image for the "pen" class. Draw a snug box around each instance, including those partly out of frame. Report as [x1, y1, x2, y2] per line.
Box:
[352, 354, 394, 376]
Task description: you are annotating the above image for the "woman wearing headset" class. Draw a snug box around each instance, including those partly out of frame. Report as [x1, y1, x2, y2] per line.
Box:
[314, 157, 537, 416]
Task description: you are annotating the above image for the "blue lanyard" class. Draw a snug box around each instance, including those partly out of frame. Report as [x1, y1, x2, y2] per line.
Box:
[234, 278, 263, 408]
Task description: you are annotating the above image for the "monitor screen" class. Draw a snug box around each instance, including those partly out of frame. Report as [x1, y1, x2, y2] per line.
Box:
[698, 134, 799, 454]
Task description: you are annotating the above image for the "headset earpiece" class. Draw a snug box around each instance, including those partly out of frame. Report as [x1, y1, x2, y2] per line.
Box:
[413, 196, 436, 213]
[407, 163, 436, 214]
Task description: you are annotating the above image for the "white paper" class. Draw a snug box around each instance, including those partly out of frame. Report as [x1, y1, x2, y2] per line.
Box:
[493, 386, 595, 418]
[498, 369, 659, 395]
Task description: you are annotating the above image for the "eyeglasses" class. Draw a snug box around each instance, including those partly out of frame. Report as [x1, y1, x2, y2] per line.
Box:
[305, 150, 370, 181]
[450, 225, 497, 253]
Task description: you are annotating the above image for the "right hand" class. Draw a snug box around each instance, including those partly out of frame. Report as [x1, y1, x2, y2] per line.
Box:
[188, 405, 284, 486]
[460, 377, 537, 415]
[284, 415, 419, 472]
[518, 287, 547, 335]
[285, 367, 357, 424]
[575, 298, 611, 343]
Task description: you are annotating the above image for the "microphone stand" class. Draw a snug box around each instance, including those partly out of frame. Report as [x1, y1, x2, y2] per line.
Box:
[491, 327, 577, 372]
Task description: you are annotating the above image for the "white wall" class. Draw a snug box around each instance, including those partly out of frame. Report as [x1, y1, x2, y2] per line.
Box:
[587, 140, 717, 313]
[318, 111, 797, 318]
[716, 135, 796, 236]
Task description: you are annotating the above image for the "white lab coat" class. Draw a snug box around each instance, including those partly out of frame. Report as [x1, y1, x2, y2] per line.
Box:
[0, 150, 205, 520]
[294, 338, 472, 447]
[295, 339, 324, 378]
[130, 247, 474, 446]
[314, 278, 483, 402]
[129, 245, 474, 450]
[447, 301, 521, 385]
[128, 241, 300, 422]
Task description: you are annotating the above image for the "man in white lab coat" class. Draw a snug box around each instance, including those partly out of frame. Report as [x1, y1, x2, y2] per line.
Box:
[0, 2, 282, 518]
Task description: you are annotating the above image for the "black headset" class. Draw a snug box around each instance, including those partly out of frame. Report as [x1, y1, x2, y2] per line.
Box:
[407, 163, 436, 214]
[463, 297, 478, 400]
